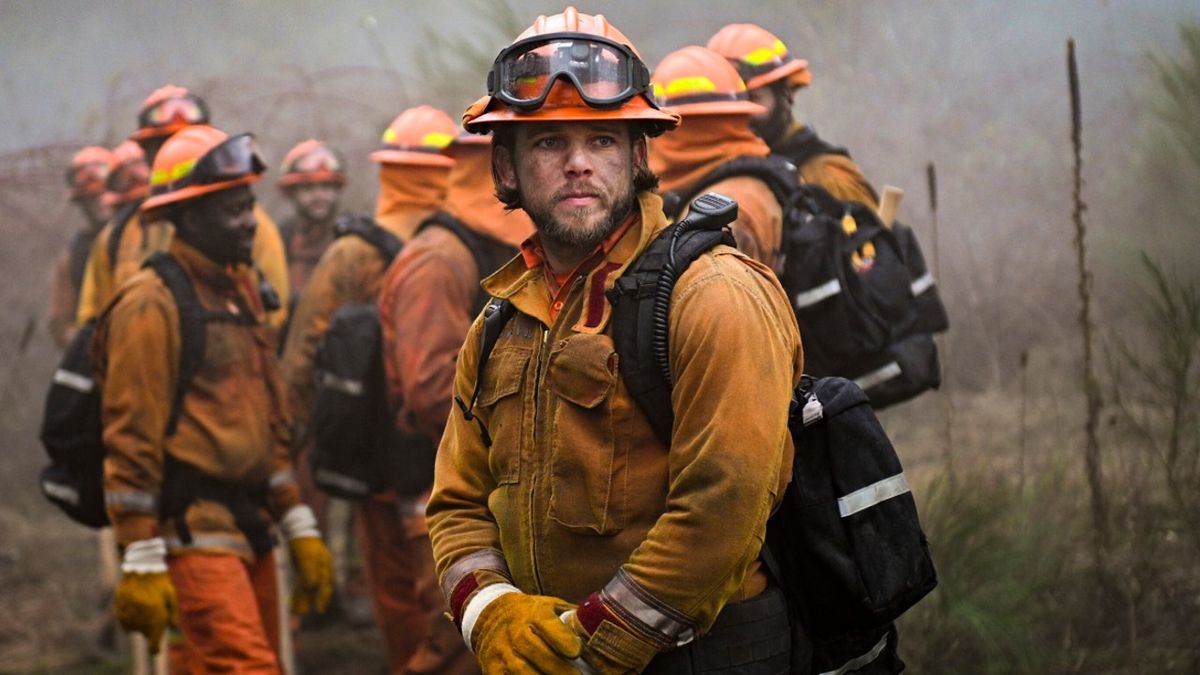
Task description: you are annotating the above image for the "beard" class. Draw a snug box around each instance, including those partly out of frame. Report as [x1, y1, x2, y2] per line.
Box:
[521, 179, 637, 254]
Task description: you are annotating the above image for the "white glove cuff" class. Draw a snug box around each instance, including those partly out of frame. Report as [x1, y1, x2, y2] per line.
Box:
[461, 582, 520, 652]
[121, 537, 167, 574]
[279, 505, 320, 541]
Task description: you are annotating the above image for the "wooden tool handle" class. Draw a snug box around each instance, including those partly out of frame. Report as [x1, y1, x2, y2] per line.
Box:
[878, 185, 903, 229]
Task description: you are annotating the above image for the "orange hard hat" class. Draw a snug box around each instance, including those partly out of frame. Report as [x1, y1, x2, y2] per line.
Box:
[650, 46, 767, 117]
[141, 125, 264, 212]
[103, 141, 150, 206]
[463, 6, 679, 136]
[278, 139, 346, 188]
[130, 85, 211, 141]
[66, 146, 114, 200]
[706, 23, 812, 91]
[369, 106, 458, 166]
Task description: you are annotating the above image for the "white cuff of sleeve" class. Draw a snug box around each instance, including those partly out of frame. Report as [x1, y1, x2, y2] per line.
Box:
[460, 582, 520, 652]
[279, 505, 320, 541]
[121, 537, 168, 574]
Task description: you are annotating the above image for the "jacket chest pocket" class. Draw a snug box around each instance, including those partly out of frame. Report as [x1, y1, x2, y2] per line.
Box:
[477, 346, 530, 485]
[544, 333, 626, 535]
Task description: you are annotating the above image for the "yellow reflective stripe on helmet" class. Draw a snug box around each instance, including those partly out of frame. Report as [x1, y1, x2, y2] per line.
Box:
[653, 76, 718, 101]
[383, 127, 397, 144]
[742, 39, 789, 66]
[149, 158, 197, 187]
[420, 132, 454, 149]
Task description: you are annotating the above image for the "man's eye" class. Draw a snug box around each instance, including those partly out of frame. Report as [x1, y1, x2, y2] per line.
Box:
[594, 136, 615, 147]
[535, 137, 559, 149]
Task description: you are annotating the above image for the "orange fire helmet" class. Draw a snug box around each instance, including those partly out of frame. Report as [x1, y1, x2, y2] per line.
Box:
[650, 46, 768, 117]
[130, 85, 211, 142]
[66, 146, 113, 200]
[368, 106, 458, 167]
[141, 125, 264, 212]
[706, 23, 812, 91]
[103, 141, 150, 206]
[278, 139, 346, 188]
[462, 6, 679, 136]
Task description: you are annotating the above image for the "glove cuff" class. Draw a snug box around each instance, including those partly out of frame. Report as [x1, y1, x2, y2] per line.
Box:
[279, 505, 320, 541]
[121, 537, 167, 574]
[461, 582, 520, 652]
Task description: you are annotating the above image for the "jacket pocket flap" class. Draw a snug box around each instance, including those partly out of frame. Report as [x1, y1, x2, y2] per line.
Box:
[478, 347, 530, 407]
[546, 335, 617, 409]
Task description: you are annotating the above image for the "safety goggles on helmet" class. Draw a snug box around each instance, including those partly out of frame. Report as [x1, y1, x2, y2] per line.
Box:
[487, 32, 650, 112]
[150, 133, 265, 197]
[138, 93, 210, 131]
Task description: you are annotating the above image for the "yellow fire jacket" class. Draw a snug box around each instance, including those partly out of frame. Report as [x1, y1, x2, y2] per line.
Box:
[428, 192, 802, 649]
[94, 237, 301, 559]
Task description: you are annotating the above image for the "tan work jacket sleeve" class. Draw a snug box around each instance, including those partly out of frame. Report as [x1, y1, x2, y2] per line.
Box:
[75, 224, 115, 326]
[379, 228, 478, 443]
[800, 153, 880, 212]
[97, 280, 180, 545]
[251, 205, 290, 329]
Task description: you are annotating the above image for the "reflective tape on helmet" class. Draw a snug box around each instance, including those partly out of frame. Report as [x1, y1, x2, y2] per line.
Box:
[320, 372, 364, 396]
[838, 473, 911, 518]
[654, 75, 718, 100]
[819, 633, 889, 675]
[910, 271, 935, 296]
[742, 39, 789, 66]
[52, 368, 94, 393]
[793, 278, 842, 308]
[150, 158, 197, 188]
[420, 131, 455, 148]
[854, 361, 902, 391]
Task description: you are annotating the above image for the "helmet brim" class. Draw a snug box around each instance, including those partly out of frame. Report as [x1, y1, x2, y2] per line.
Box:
[141, 174, 260, 212]
[745, 58, 810, 91]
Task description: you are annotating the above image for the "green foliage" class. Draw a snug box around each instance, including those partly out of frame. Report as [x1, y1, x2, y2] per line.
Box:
[1150, 24, 1200, 175]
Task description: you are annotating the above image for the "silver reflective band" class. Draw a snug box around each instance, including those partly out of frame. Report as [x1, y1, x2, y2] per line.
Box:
[819, 634, 888, 675]
[802, 396, 824, 427]
[269, 469, 295, 489]
[838, 473, 911, 518]
[793, 278, 842, 309]
[42, 480, 80, 506]
[441, 547, 513, 607]
[313, 468, 369, 495]
[854, 362, 902, 391]
[320, 372, 364, 396]
[910, 272, 935, 296]
[105, 490, 158, 513]
[53, 369, 94, 393]
[602, 569, 698, 648]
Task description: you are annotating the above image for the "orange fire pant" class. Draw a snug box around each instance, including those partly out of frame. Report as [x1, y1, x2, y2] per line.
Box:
[357, 498, 479, 675]
[167, 551, 281, 674]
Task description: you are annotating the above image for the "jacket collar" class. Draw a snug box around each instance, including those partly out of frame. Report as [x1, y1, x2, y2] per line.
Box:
[481, 191, 670, 333]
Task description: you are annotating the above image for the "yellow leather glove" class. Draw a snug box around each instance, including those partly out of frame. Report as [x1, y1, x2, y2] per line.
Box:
[113, 538, 177, 653]
[288, 536, 333, 615]
[563, 595, 662, 674]
[468, 587, 583, 674]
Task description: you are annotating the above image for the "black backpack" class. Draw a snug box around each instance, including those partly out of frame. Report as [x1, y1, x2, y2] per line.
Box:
[38, 252, 247, 528]
[468, 194, 936, 674]
[309, 213, 517, 499]
[664, 156, 948, 409]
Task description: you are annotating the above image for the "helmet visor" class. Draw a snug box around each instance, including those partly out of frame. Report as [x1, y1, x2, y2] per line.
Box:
[138, 94, 210, 131]
[489, 32, 648, 112]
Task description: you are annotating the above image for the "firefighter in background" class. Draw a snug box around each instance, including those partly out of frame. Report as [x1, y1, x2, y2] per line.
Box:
[96, 124, 332, 672]
[279, 106, 466, 672]
[75, 84, 291, 336]
[647, 45, 785, 274]
[48, 145, 112, 348]
[276, 139, 346, 298]
[707, 23, 879, 209]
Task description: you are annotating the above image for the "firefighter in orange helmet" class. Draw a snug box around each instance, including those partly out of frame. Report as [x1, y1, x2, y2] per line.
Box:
[647, 45, 786, 274]
[707, 23, 879, 209]
[432, 7, 800, 674]
[277, 140, 346, 297]
[75, 85, 291, 336]
[48, 145, 113, 348]
[97, 124, 332, 671]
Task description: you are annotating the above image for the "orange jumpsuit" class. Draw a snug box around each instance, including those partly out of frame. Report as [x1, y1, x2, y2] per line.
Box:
[650, 114, 785, 274]
[280, 161, 466, 674]
[95, 237, 304, 672]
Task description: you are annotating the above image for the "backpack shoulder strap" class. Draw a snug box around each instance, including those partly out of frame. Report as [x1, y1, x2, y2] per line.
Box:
[335, 214, 404, 264]
[107, 200, 141, 273]
[143, 252, 250, 437]
[416, 212, 519, 316]
[453, 297, 517, 448]
[606, 193, 739, 445]
[664, 155, 800, 222]
[777, 124, 852, 167]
